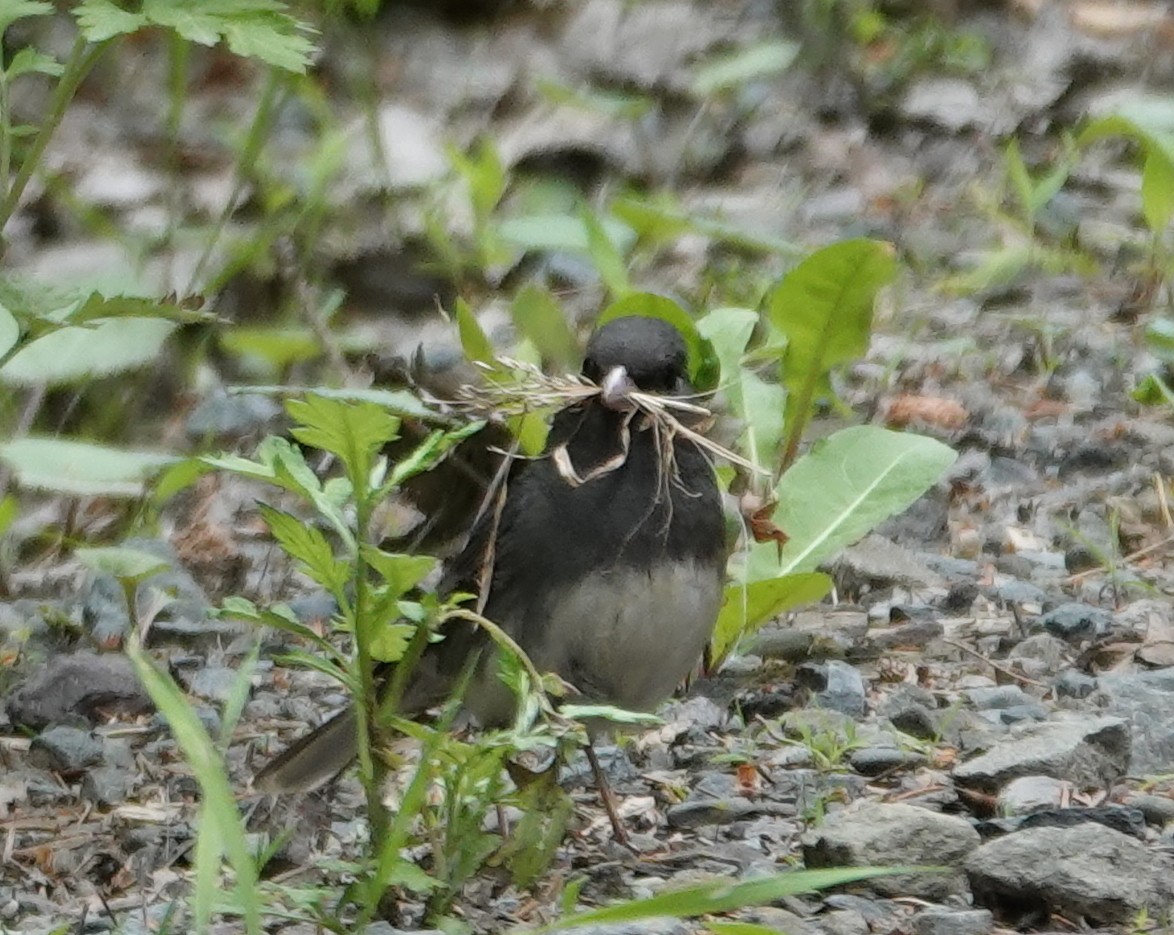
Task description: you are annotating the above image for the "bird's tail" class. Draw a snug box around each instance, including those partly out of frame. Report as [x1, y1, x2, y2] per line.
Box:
[254, 708, 358, 793]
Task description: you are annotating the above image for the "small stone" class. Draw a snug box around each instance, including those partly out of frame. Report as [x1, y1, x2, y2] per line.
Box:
[29, 726, 104, 773]
[997, 776, 1069, 815]
[1122, 792, 1174, 826]
[1054, 669, 1097, 698]
[1037, 603, 1112, 642]
[81, 766, 130, 806]
[849, 746, 926, 776]
[965, 686, 1033, 710]
[184, 666, 243, 704]
[913, 907, 994, 935]
[797, 660, 866, 718]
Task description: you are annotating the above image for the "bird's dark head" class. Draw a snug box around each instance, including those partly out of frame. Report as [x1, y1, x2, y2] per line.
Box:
[581, 317, 689, 408]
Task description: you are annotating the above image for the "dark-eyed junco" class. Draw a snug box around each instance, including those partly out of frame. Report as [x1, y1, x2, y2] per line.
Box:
[255, 315, 726, 794]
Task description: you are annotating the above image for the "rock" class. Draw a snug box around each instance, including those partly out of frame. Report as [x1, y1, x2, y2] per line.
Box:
[1093, 670, 1174, 773]
[183, 666, 243, 704]
[952, 716, 1130, 792]
[966, 823, 1174, 925]
[848, 747, 925, 776]
[81, 765, 130, 806]
[979, 806, 1147, 840]
[185, 391, 281, 439]
[1122, 792, 1174, 826]
[1054, 669, 1097, 699]
[996, 776, 1069, 815]
[1005, 634, 1070, 673]
[965, 686, 1034, 710]
[1036, 602, 1112, 642]
[29, 726, 103, 773]
[664, 798, 759, 829]
[796, 661, 866, 718]
[6, 652, 152, 730]
[901, 78, 991, 132]
[913, 907, 994, 935]
[878, 686, 939, 740]
[801, 802, 980, 900]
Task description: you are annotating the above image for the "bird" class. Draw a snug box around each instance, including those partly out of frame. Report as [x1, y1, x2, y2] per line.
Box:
[254, 315, 727, 808]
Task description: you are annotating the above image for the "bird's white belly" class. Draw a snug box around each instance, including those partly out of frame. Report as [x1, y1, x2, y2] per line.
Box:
[537, 561, 721, 712]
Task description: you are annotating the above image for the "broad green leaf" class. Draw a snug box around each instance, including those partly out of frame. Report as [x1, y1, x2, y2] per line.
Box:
[598, 293, 716, 388]
[711, 572, 832, 662]
[74, 0, 146, 38]
[1134, 373, 1174, 407]
[75, 546, 170, 581]
[697, 307, 785, 469]
[1142, 150, 1174, 233]
[769, 239, 896, 436]
[706, 923, 791, 935]
[450, 140, 506, 221]
[510, 284, 578, 372]
[257, 504, 349, 596]
[286, 394, 400, 487]
[583, 208, 631, 297]
[1, 0, 53, 34]
[0, 437, 176, 496]
[691, 39, 799, 96]
[498, 214, 635, 256]
[746, 426, 956, 581]
[455, 297, 497, 367]
[0, 306, 18, 359]
[0, 317, 176, 386]
[541, 868, 905, 931]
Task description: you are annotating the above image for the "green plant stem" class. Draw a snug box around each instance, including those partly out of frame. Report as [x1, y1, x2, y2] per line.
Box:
[0, 37, 108, 239]
[351, 487, 390, 844]
[185, 68, 285, 294]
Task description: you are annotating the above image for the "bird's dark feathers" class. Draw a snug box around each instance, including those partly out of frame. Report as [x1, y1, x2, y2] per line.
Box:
[581, 316, 688, 394]
[255, 315, 724, 792]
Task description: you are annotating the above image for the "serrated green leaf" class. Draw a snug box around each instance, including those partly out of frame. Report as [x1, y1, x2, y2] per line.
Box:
[745, 426, 956, 581]
[73, 0, 147, 39]
[223, 19, 315, 73]
[0, 317, 176, 386]
[0, 0, 52, 34]
[0, 437, 176, 496]
[286, 394, 400, 488]
[258, 504, 350, 596]
[361, 547, 436, 597]
[370, 622, 415, 663]
[711, 572, 832, 663]
[5, 46, 62, 79]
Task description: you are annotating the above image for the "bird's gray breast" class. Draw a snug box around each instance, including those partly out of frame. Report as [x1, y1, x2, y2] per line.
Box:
[464, 560, 722, 725]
